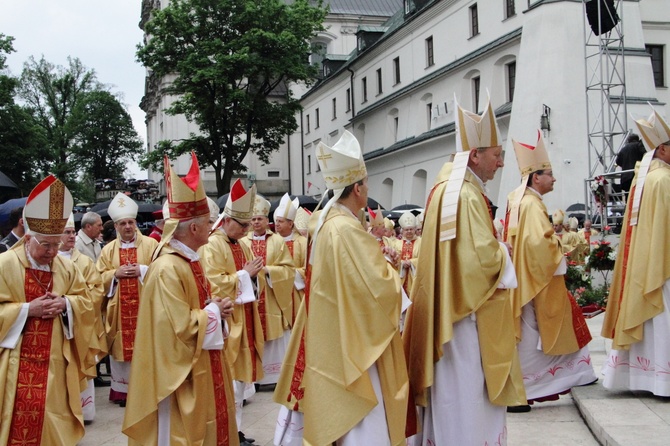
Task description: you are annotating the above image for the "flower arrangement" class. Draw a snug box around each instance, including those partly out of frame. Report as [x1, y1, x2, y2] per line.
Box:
[565, 260, 591, 291]
[591, 175, 608, 206]
[586, 240, 616, 271]
[573, 283, 609, 309]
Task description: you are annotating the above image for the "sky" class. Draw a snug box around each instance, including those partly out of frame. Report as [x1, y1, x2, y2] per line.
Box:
[1, 0, 148, 178]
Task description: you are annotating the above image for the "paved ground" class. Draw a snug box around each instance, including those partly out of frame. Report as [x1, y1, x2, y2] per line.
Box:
[79, 312, 670, 445]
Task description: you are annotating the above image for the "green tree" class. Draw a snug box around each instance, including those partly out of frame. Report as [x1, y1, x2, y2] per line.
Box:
[17, 56, 100, 198]
[137, 0, 327, 194]
[69, 90, 143, 201]
[0, 34, 47, 195]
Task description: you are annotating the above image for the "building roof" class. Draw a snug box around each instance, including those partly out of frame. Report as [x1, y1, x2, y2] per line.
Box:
[324, 0, 402, 16]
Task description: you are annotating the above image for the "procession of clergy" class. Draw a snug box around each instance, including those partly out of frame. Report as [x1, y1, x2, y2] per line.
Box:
[1, 94, 669, 446]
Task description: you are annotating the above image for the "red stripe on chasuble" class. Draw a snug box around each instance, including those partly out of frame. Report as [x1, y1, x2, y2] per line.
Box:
[229, 242, 258, 381]
[609, 185, 637, 338]
[287, 248, 313, 410]
[8, 270, 55, 446]
[250, 238, 268, 339]
[567, 290, 593, 349]
[285, 240, 294, 256]
[119, 248, 140, 361]
[190, 261, 229, 445]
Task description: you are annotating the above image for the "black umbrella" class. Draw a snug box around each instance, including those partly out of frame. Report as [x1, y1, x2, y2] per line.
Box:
[91, 199, 161, 214]
[317, 195, 384, 211]
[0, 171, 19, 189]
[0, 197, 27, 227]
[216, 193, 229, 209]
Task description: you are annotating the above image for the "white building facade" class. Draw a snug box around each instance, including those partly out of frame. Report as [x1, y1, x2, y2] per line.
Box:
[294, 0, 669, 217]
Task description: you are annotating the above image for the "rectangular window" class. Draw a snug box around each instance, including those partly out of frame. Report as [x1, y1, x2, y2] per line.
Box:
[470, 4, 479, 37]
[376, 68, 383, 95]
[507, 61, 516, 101]
[306, 155, 311, 174]
[394, 117, 399, 142]
[393, 57, 401, 85]
[362, 77, 368, 103]
[346, 88, 351, 112]
[332, 98, 337, 119]
[504, 0, 515, 19]
[315, 108, 320, 128]
[306, 114, 310, 133]
[267, 170, 280, 178]
[426, 36, 434, 67]
[427, 102, 433, 128]
[472, 76, 481, 113]
[646, 44, 665, 87]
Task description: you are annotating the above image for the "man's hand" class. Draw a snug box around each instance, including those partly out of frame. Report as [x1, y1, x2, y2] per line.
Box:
[28, 293, 66, 319]
[243, 257, 264, 278]
[115, 263, 139, 279]
[212, 297, 234, 319]
[382, 246, 400, 267]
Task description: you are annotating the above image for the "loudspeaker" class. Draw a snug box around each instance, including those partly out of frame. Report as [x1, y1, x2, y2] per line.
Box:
[585, 0, 620, 36]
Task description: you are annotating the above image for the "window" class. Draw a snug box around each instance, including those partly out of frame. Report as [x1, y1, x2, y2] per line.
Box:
[646, 44, 665, 87]
[504, 0, 515, 19]
[346, 88, 351, 112]
[470, 4, 479, 37]
[425, 36, 434, 67]
[507, 61, 516, 101]
[332, 98, 337, 119]
[267, 170, 280, 178]
[362, 77, 368, 103]
[306, 155, 311, 174]
[315, 108, 320, 128]
[306, 114, 310, 133]
[376, 68, 383, 95]
[472, 76, 481, 113]
[393, 57, 401, 85]
[394, 117, 399, 142]
[427, 102, 433, 126]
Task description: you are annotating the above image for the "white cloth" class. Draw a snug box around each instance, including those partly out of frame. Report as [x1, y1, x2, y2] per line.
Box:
[81, 378, 96, 421]
[258, 329, 291, 385]
[518, 301, 596, 400]
[274, 406, 304, 446]
[336, 363, 390, 446]
[602, 280, 670, 396]
[110, 358, 131, 394]
[412, 315, 507, 446]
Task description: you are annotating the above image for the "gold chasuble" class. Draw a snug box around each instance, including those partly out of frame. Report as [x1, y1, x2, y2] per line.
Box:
[123, 245, 238, 446]
[301, 205, 408, 445]
[97, 229, 158, 361]
[403, 164, 526, 408]
[0, 244, 95, 445]
[508, 190, 592, 354]
[71, 249, 108, 378]
[602, 160, 670, 349]
[200, 230, 264, 383]
[241, 231, 295, 339]
[285, 234, 307, 325]
[393, 237, 421, 296]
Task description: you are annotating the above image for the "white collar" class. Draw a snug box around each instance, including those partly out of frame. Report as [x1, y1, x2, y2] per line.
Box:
[169, 239, 199, 261]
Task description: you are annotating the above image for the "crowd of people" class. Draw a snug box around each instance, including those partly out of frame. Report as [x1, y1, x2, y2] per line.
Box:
[0, 99, 668, 446]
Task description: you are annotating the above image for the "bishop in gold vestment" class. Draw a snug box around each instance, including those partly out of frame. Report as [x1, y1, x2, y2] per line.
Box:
[601, 108, 670, 396]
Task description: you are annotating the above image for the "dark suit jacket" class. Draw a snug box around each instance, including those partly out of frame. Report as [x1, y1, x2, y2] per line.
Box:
[0, 231, 20, 253]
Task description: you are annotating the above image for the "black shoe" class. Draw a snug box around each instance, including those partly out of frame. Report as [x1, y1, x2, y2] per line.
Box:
[94, 377, 111, 387]
[119, 400, 126, 408]
[84, 419, 93, 426]
[507, 405, 531, 413]
[238, 431, 255, 443]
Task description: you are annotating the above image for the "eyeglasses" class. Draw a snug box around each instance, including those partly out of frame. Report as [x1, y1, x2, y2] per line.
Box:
[539, 171, 555, 177]
[231, 218, 251, 229]
[33, 238, 63, 251]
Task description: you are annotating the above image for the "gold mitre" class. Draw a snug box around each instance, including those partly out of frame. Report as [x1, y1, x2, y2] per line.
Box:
[65, 213, 75, 229]
[206, 197, 219, 223]
[368, 206, 384, 228]
[316, 130, 367, 190]
[24, 175, 73, 236]
[552, 209, 566, 226]
[165, 153, 209, 221]
[398, 211, 417, 229]
[252, 195, 271, 217]
[108, 192, 138, 222]
[455, 94, 502, 152]
[294, 207, 311, 231]
[224, 179, 256, 221]
[383, 217, 395, 231]
[569, 216, 579, 230]
[634, 107, 670, 151]
[512, 130, 552, 177]
[274, 193, 299, 221]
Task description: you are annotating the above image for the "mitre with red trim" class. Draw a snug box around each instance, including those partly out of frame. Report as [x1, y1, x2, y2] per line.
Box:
[23, 175, 73, 236]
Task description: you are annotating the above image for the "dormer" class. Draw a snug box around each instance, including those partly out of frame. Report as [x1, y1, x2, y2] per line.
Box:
[356, 26, 388, 53]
